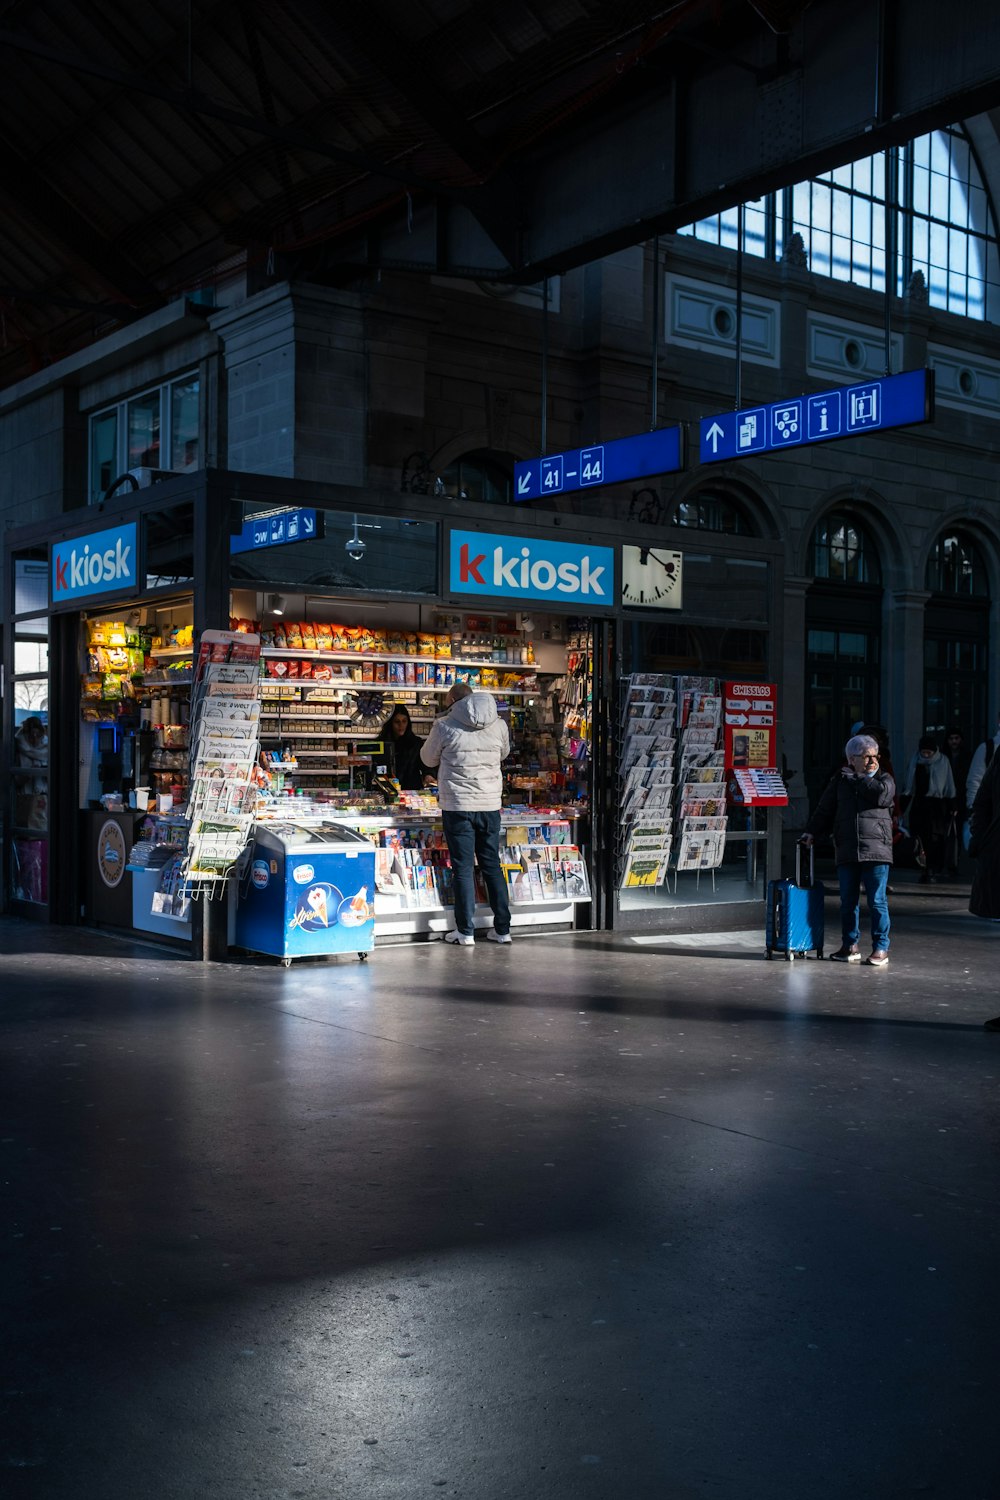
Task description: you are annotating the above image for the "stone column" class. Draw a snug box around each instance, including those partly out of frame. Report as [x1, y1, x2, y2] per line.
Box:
[781, 575, 812, 825]
[887, 589, 930, 771]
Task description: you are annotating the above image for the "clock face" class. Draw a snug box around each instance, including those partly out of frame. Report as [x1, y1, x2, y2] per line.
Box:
[620, 545, 682, 608]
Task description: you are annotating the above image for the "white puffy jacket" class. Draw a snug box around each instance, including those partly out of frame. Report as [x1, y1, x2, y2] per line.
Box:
[420, 692, 510, 811]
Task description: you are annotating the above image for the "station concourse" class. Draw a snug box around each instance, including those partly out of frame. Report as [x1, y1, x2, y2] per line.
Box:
[2, 877, 998, 1500]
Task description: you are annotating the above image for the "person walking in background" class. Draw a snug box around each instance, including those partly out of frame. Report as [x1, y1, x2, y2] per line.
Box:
[968, 749, 1000, 1031]
[940, 728, 971, 876]
[420, 682, 512, 946]
[801, 733, 895, 967]
[965, 712, 1000, 842]
[901, 735, 957, 882]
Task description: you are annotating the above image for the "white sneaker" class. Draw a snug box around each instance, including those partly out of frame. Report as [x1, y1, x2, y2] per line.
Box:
[444, 930, 475, 946]
[486, 929, 512, 944]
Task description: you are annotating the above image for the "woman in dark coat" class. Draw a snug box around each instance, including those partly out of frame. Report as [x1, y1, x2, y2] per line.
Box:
[375, 704, 428, 791]
[969, 752, 1000, 1031]
[969, 750, 1000, 919]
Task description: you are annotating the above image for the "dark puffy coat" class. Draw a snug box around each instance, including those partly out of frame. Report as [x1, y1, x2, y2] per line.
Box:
[969, 753, 1000, 919]
[806, 770, 895, 864]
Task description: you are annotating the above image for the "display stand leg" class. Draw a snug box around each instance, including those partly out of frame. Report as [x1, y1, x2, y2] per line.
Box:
[192, 893, 228, 962]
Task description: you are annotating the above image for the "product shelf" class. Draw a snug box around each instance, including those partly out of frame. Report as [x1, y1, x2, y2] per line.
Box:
[149, 648, 195, 660]
[261, 647, 536, 669]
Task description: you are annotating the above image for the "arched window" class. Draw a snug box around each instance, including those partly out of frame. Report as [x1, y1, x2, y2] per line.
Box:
[923, 528, 990, 739]
[679, 124, 1000, 322]
[438, 450, 512, 504]
[811, 512, 882, 584]
[925, 529, 989, 596]
[670, 490, 757, 535]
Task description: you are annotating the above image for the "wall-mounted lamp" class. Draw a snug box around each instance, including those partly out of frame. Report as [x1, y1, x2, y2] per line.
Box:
[520, 613, 536, 634]
[268, 593, 286, 615]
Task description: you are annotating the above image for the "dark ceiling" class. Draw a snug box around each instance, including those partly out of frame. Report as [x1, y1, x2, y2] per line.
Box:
[0, 0, 999, 390]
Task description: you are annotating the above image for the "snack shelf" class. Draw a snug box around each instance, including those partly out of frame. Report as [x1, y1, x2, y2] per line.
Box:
[149, 648, 195, 659]
[262, 648, 535, 669]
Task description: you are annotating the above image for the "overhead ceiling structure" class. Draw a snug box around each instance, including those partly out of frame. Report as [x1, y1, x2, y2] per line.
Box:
[0, 0, 999, 388]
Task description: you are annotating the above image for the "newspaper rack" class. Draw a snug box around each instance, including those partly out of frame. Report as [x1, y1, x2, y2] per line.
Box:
[181, 631, 262, 898]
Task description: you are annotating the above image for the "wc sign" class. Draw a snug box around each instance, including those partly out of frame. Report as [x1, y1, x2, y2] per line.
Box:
[52, 522, 138, 602]
[449, 529, 615, 606]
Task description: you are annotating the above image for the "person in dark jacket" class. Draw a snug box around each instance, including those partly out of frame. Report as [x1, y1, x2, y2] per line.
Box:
[968, 751, 1000, 1032]
[374, 704, 430, 791]
[801, 732, 895, 967]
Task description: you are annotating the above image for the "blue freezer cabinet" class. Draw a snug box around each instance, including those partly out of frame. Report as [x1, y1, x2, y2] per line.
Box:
[235, 822, 376, 963]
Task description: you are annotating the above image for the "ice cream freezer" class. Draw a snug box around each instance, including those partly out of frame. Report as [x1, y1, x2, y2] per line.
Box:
[234, 822, 376, 963]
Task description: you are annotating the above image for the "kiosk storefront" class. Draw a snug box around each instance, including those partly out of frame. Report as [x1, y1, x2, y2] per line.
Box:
[2, 469, 785, 955]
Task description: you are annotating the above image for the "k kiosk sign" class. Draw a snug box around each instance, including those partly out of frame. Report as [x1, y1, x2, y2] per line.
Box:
[51, 522, 138, 605]
[449, 528, 615, 609]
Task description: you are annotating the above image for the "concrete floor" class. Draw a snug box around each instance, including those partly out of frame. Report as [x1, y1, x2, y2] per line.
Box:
[1, 882, 998, 1500]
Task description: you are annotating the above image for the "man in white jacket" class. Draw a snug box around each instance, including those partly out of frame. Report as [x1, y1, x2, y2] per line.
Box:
[421, 683, 512, 946]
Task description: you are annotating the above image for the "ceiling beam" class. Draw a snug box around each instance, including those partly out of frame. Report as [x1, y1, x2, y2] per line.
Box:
[0, 137, 161, 308]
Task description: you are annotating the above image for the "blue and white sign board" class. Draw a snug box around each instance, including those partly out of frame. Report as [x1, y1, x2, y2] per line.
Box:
[51, 522, 138, 603]
[450, 529, 615, 608]
[699, 368, 933, 465]
[230, 507, 318, 554]
[514, 426, 684, 502]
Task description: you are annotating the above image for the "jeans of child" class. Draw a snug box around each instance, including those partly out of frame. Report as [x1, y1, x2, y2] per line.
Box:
[442, 809, 511, 937]
[837, 862, 890, 951]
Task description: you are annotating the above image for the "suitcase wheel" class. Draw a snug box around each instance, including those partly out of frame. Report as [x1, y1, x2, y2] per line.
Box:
[785, 950, 794, 962]
[765, 947, 773, 960]
[816, 949, 824, 960]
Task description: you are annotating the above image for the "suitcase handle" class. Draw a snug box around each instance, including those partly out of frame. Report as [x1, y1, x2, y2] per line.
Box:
[795, 840, 814, 888]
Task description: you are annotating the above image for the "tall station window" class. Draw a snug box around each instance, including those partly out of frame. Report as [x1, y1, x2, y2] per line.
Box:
[438, 450, 513, 504]
[804, 511, 884, 805]
[923, 528, 990, 740]
[670, 489, 758, 535]
[87, 373, 201, 501]
[679, 125, 1000, 322]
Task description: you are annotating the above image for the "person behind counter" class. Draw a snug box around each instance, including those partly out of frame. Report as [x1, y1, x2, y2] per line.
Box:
[374, 704, 433, 791]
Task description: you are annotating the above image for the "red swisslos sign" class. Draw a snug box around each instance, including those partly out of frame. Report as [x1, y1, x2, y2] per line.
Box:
[723, 681, 777, 770]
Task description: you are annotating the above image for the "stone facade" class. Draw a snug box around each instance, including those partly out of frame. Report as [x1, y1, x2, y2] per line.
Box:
[4, 235, 1000, 825]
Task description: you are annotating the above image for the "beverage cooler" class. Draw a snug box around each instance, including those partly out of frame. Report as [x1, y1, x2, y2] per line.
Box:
[235, 821, 376, 963]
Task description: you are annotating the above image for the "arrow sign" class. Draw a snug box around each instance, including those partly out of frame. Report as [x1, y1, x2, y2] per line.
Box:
[700, 369, 933, 465]
[705, 421, 724, 454]
[726, 712, 748, 726]
[514, 425, 684, 502]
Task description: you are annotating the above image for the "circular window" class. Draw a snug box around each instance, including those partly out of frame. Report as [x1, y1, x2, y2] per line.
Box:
[958, 367, 978, 397]
[713, 305, 735, 339]
[843, 339, 864, 369]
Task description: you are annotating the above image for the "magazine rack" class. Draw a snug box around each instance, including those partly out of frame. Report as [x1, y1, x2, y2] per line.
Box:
[181, 631, 262, 897]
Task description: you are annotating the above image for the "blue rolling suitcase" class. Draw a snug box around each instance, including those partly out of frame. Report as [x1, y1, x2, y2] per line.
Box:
[766, 843, 825, 961]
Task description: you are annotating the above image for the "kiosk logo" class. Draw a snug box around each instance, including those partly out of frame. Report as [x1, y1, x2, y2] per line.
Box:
[52, 523, 137, 602]
[450, 530, 614, 604]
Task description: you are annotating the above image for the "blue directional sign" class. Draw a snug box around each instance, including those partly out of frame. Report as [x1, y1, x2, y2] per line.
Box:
[699, 368, 933, 465]
[230, 507, 320, 554]
[514, 426, 684, 502]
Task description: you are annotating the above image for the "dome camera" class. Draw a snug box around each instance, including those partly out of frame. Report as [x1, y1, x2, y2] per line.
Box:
[345, 514, 366, 561]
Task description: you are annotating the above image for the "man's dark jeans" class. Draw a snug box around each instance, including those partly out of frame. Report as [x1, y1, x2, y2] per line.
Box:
[442, 809, 511, 937]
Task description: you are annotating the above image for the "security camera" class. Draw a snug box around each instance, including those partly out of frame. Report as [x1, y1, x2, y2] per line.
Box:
[345, 536, 366, 562]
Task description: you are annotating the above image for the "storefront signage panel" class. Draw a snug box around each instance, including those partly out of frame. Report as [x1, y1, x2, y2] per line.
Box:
[449, 529, 615, 607]
[699, 368, 933, 464]
[513, 427, 684, 502]
[724, 680, 777, 770]
[230, 507, 320, 553]
[51, 522, 138, 603]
